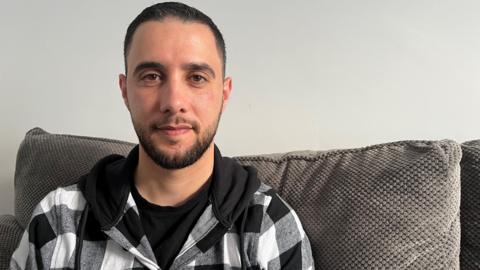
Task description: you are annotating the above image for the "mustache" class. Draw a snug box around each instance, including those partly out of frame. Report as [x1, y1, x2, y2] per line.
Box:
[150, 117, 199, 130]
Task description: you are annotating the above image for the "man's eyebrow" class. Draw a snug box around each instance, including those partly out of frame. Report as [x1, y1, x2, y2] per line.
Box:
[132, 62, 166, 76]
[182, 63, 216, 79]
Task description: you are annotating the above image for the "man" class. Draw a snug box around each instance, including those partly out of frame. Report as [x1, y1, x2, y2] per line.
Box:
[10, 2, 314, 269]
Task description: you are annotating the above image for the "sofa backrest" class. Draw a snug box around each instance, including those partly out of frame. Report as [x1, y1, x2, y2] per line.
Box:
[235, 141, 461, 269]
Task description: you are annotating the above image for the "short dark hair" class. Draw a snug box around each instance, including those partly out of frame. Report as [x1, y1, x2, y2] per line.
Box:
[123, 2, 226, 75]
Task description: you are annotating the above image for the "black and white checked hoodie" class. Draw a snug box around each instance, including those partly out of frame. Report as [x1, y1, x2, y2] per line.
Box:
[10, 145, 314, 270]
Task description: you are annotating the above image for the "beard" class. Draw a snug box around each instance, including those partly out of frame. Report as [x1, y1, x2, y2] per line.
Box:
[132, 111, 221, 170]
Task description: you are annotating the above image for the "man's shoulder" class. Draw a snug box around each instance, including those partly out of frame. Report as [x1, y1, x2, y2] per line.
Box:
[44, 182, 84, 202]
[30, 183, 86, 220]
[250, 182, 290, 209]
[247, 182, 301, 230]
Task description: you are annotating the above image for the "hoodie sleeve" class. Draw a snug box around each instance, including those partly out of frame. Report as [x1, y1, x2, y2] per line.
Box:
[10, 187, 86, 270]
[256, 191, 315, 270]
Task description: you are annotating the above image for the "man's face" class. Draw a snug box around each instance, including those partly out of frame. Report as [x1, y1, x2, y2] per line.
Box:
[119, 18, 232, 169]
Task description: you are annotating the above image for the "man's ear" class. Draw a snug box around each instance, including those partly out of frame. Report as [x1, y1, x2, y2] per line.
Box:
[221, 77, 232, 112]
[119, 74, 130, 111]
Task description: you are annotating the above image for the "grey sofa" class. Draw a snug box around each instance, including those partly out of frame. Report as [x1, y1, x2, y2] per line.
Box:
[0, 127, 479, 269]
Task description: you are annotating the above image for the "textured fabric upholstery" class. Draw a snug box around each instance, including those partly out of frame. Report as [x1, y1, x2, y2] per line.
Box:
[0, 215, 22, 270]
[1, 127, 470, 269]
[460, 140, 480, 269]
[236, 141, 461, 269]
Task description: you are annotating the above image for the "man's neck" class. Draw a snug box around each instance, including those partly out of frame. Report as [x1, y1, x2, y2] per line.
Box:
[134, 144, 215, 207]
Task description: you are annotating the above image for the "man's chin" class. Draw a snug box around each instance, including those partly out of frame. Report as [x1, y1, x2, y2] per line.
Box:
[141, 141, 211, 170]
[152, 140, 194, 155]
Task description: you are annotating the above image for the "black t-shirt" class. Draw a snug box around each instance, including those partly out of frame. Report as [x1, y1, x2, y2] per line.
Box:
[131, 179, 211, 270]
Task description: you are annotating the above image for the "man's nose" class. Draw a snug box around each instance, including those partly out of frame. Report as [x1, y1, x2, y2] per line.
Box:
[159, 78, 187, 114]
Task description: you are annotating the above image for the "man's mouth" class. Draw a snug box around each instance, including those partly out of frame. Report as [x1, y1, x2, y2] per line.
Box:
[155, 124, 193, 136]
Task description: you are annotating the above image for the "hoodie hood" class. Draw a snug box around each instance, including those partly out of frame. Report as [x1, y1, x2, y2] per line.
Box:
[78, 144, 260, 230]
[210, 146, 260, 228]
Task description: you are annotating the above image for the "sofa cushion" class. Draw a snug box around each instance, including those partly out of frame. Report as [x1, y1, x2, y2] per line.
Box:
[0, 215, 23, 270]
[460, 140, 480, 269]
[13, 128, 462, 269]
[236, 140, 461, 269]
[14, 127, 135, 228]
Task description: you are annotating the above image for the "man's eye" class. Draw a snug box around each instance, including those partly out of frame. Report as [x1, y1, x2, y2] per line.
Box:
[143, 73, 161, 81]
[190, 74, 206, 83]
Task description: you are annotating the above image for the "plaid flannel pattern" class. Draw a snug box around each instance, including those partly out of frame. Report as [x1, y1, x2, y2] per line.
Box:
[10, 183, 314, 270]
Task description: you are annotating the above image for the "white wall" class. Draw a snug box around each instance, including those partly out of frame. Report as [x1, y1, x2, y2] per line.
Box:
[1, 0, 479, 215]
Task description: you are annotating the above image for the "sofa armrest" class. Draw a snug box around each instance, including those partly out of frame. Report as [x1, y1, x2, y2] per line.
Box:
[0, 215, 23, 270]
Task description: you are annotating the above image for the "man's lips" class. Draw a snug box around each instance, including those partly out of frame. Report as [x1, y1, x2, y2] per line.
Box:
[155, 124, 193, 136]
